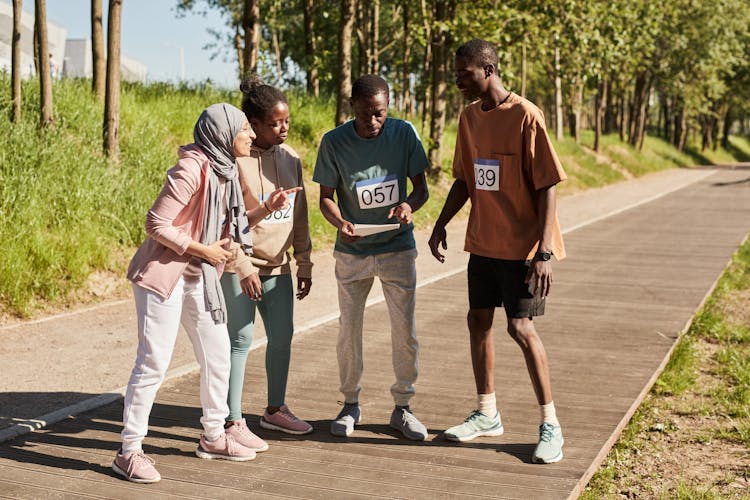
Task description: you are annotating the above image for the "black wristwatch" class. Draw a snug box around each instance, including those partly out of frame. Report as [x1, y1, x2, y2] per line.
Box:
[535, 251, 553, 261]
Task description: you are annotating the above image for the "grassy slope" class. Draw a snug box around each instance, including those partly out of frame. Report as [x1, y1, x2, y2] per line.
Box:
[1, 75, 749, 316]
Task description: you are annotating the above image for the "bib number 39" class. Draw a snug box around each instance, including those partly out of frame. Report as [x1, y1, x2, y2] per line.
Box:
[355, 174, 399, 209]
[474, 159, 500, 191]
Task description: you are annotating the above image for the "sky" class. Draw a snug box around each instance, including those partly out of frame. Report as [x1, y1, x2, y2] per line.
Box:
[6, 0, 239, 88]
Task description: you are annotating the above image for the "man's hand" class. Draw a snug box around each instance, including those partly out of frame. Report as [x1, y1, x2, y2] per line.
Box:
[525, 259, 553, 297]
[388, 202, 413, 224]
[339, 220, 359, 243]
[297, 277, 312, 300]
[240, 272, 263, 301]
[428, 225, 448, 263]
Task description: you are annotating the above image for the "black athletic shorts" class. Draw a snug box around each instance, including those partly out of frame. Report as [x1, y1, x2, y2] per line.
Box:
[467, 254, 546, 318]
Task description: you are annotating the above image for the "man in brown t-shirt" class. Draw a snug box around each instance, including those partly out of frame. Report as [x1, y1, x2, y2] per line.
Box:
[428, 39, 566, 464]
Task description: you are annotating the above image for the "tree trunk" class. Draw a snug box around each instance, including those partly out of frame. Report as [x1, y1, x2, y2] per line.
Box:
[428, 0, 451, 175]
[11, 0, 22, 122]
[355, 1, 368, 77]
[400, 1, 412, 115]
[35, 0, 53, 128]
[712, 103, 726, 152]
[335, 0, 356, 126]
[419, 0, 432, 132]
[628, 72, 651, 148]
[553, 45, 563, 141]
[370, 0, 380, 73]
[520, 39, 527, 98]
[721, 109, 732, 150]
[568, 80, 583, 144]
[302, 0, 319, 96]
[635, 76, 652, 150]
[603, 78, 616, 134]
[672, 104, 682, 147]
[234, 27, 244, 78]
[243, 0, 260, 77]
[103, 0, 122, 161]
[661, 94, 670, 140]
[594, 76, 607, 153]
[675, 108, 687, 152]
[271, 27, 283, 79]
[33, 11, 39, 74]
[91, 0, 106, 100]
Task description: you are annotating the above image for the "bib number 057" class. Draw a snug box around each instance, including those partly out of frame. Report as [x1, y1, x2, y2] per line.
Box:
[355, 174, 399, 209]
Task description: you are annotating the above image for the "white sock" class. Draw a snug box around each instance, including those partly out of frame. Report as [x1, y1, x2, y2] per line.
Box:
[541, 401, 559, 426]
[478, 393, 497, 417]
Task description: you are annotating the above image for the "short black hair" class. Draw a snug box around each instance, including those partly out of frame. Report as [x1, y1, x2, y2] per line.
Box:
[351, 74, 389, 102]
[239, 76, 287, 120]
[455, 39, 499, 70]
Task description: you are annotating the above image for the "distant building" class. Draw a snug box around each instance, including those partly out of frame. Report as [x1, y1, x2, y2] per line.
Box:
[64, 38, 147, 83]
[0, 3, 146, 82]
[0, 3, 66, 78]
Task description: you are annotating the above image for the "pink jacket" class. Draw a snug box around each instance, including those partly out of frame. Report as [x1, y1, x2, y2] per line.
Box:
[127, 145, 224, 299]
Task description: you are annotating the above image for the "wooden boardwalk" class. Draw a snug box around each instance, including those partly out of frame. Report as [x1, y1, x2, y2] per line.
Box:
[1, 168, 749, 499]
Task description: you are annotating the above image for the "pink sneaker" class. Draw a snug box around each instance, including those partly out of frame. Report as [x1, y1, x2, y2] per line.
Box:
[260, 405, 313, 435]
[225, 418, 269, 452]
[112, 449, 161, 483]
[195, 433, 256, 461]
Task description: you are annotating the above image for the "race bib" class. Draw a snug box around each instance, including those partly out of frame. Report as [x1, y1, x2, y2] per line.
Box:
[260, 192, 295, 224]
[474, 158, 500, 191]
[355, 174, 399, 209]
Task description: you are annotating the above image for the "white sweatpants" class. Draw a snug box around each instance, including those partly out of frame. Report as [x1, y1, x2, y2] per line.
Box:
[334, 248, 419, 407]
[121, 277, 231, 453]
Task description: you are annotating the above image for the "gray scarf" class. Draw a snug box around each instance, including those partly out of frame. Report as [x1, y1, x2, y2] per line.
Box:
[193, 103, 253, 324]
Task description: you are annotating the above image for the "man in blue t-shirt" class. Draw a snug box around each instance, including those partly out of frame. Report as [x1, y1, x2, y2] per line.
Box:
[313, 74, 430, 440]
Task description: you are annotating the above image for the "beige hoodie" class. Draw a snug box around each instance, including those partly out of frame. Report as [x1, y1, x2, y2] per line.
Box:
[228, 143, 313, 279]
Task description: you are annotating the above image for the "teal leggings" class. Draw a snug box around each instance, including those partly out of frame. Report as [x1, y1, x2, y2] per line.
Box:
[220, 273, 294, 420]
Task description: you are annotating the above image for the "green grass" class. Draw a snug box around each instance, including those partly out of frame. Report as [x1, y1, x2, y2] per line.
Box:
[2, 74, 750, 317]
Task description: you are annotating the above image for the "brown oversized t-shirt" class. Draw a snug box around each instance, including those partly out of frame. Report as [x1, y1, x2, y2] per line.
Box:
[453, 92, 567, 261]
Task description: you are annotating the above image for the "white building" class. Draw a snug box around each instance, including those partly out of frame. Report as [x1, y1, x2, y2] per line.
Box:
[0, 3, 146, 82]
[0, 2, 66, 78]
[64, 38, 147, 83]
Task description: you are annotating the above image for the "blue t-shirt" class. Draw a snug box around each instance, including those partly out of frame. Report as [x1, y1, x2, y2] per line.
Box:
[313, 118, 429, 255]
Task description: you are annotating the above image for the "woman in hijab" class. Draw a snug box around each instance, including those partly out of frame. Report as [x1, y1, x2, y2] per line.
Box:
[113, 103, 291, 483]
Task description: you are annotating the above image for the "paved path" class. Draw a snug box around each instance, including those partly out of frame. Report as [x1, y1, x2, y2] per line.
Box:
[1, 167, 748, 498]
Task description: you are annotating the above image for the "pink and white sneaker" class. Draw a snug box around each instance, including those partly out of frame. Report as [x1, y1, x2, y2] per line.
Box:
[260, 405, 313, 435]
[195, 433, 256, 461]
[225, 418, 269, 452]
[112, 449, 161, 483]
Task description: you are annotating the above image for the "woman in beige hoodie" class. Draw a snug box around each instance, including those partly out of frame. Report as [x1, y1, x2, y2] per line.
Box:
[221, 78, 314, 450]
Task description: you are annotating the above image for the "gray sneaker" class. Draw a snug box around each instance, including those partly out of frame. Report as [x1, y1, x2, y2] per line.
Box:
[390, 407, 427, 441]
[330, 403, 361, 437]
[444, 410, 504, 442]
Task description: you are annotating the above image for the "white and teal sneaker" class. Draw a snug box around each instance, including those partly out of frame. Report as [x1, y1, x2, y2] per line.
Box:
[531, 422, 564, 463]
[444, 410, 504, 442]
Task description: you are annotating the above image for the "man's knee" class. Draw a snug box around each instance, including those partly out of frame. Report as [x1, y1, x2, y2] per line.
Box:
[467, 308, 493, 333]
[507, 318, 537, 344]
